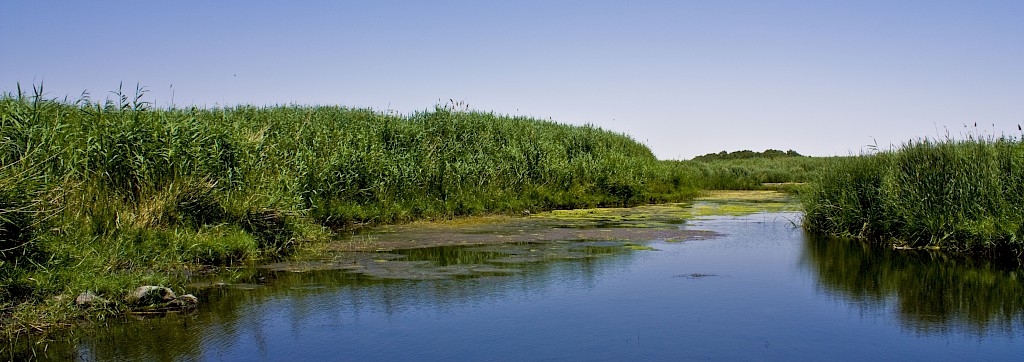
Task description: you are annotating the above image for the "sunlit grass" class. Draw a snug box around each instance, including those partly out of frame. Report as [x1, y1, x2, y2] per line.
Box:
[661, 156, 835, 191]
[802, 137, 1024, 258]
[0, 85, 702, 335]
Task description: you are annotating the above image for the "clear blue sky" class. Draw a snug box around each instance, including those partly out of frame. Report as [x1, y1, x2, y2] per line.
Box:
[3, 1, 1022, 159]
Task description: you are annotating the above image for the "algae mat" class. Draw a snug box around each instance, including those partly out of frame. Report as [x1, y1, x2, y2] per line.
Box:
[323, 190, 797, 252]
[253, 190, 797, 280]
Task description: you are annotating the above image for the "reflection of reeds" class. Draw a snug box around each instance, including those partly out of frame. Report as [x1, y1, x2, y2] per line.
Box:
[802, 137, 1024, 258]
[805, 234, 1024, 334]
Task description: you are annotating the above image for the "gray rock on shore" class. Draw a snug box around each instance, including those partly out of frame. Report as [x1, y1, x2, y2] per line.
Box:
[74, 292, 110, 308]
[169, 294, 199, 309]
[124, 286, 199, 310]
[126, 286, 177, 306]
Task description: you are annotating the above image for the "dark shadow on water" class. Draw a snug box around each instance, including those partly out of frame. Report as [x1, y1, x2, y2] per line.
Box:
[10, 207, 1024, 360]
[803, 234, 1024, 335]
[5, 241, 643, 361]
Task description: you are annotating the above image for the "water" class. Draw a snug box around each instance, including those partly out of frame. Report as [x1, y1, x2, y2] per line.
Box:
[12, 210, 1024, 361]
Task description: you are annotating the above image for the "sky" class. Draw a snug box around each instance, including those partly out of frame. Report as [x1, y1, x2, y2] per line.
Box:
[2, 0, 1022, 159]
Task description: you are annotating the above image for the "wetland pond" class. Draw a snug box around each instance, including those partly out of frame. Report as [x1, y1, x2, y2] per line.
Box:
[13, 191, 1024, 360]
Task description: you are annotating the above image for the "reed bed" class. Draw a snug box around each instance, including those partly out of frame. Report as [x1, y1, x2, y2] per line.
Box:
[665, 156, 833, 190]
[802, 137, 1024, 258]
[0, 85, 699, 329]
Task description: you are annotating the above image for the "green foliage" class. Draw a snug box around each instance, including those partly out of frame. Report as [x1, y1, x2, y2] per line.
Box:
[802, 138, 1024, 257]
[0, 86, 700, 317]
[180, 225, 258, 265]
[692, 148, 802, 161]
[663, 156, 833, 190]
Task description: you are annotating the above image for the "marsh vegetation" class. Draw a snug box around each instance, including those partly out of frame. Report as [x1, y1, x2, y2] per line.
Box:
[3, 83, 1021, 344]
[802, 137, 1024, 258]
[0, 85, 708, 335]
[667, 156, 831, 191]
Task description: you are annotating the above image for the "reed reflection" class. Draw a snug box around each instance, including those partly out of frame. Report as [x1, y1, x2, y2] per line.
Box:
[804, 234, 1024, 335]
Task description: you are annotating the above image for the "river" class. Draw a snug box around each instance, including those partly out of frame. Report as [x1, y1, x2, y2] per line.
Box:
[10, 192, 1024, 360]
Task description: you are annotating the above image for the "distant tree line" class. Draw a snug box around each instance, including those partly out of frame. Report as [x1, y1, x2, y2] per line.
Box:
[692, 149, 803, 161]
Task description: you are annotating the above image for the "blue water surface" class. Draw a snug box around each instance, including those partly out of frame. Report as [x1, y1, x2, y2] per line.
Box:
[21, 212, 1024, 361]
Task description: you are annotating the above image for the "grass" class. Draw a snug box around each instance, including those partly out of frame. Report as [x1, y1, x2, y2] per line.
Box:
[662, 155, 834, 191]
[687, 190, 800, 217]
[0, 84, 702, 336]
[802, 137, 1024, 258]
[7, 82, 1019, 343]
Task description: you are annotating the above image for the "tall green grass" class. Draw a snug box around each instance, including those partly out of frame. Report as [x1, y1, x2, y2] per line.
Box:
[0, 85, 700, 326]
[802, 137, 1024, 258]
[663, 156, 834, 190]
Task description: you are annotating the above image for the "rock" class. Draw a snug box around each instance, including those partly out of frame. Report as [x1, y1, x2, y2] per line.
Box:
[168, 294, 199, 309]
[126, 286, 176, 306]
[124, 286, 200, 311]
[75, 292, 109, 308]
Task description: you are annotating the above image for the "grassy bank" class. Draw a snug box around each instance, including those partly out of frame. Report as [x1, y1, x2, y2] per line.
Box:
[802, 138, 1024, 258]
[664, 155, 833, 191]
[0, 86, 699, 335]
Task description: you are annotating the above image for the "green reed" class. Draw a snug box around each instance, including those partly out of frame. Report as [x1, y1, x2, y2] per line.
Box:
[662, 156, 833, 191]
[0, 86, 701, 333]
[802, 137, 1024, 258]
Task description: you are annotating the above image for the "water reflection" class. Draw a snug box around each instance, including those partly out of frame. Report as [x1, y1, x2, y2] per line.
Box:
[10, 243, 641, 361]
[10, 207, 1024, 360]
[803, 234, 1024, 335]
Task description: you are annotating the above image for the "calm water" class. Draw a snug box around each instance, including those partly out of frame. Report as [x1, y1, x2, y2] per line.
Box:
[13, 211, 1024, 361]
